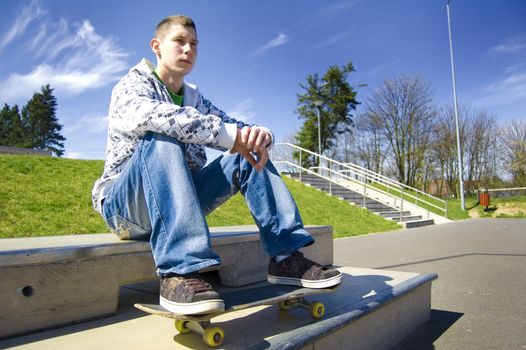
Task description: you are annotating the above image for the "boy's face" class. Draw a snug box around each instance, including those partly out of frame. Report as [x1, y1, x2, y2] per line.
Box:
[152, 24, 198, 77]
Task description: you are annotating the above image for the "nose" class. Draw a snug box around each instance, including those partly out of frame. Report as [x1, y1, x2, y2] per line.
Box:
[183, 42, 193, 53]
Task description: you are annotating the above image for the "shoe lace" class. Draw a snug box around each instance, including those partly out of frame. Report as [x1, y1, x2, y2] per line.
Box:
[183, 278, 213, 294]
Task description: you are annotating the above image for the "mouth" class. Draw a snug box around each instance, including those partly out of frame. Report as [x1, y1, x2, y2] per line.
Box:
[180, 59, 192, 65]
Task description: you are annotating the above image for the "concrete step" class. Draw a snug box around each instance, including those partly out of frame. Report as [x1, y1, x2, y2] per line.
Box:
[0, 266, 438, 350]
[363, 203, 395, 210]
[335, 192, 368, 200]
[0, 225, 333, 339]
[404, 219, 435, 228]
[378, 211, 412, 218]
[392, 215, 423, 222]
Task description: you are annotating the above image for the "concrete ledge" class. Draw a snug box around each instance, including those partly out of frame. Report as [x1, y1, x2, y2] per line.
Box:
[0, 146, 52, 156]
[0, 225, 333, 339]
[258, 270, 438, 350]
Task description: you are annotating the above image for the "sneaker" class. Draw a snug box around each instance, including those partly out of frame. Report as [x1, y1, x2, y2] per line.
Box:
[160, 273, 225, 315]
[267, 252, 342, 289]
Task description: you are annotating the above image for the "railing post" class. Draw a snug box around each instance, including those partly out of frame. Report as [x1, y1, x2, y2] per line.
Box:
[362, 174, 366, 208]
[329, 160, 333, 195]
[400, 187, 405, 223]
[300, 148, 303, 181]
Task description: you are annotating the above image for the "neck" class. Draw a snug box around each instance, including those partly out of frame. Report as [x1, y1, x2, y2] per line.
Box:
[155, 66, 184, 93]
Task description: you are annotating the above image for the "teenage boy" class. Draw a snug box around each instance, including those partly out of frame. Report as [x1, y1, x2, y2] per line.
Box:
[92, 15, 342, 315]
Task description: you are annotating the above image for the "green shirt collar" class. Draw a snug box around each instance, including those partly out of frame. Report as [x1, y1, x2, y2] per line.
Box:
[152, 70, 184, 106]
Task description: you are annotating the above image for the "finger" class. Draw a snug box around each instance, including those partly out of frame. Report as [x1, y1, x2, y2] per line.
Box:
[240, 150, 258, 168]
[241, 126, 251, 144]
[254, 148, 269, 171]
[246, 127, 259, 151]
[254, 131, 269, 152]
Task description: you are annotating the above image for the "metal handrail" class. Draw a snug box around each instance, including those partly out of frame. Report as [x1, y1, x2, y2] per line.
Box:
[272, 143, 448, 218]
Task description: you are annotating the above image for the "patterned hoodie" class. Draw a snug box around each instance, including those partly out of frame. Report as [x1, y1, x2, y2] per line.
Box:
[92, 59, 272, 213]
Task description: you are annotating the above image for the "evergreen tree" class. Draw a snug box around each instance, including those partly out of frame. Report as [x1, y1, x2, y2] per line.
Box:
[0, 103, 27, 147]
[294, 62, 360, 168]
[21, 85, 65, 156]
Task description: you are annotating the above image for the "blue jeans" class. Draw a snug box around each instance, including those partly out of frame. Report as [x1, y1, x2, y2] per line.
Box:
[101, 132, 314, 276]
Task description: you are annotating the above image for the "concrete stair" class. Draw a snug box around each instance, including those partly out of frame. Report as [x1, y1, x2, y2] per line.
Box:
[0, 224, 439, 349]
[0, 266, 438, 350]
[286, 172, 435, 228]
[0, 226, 333, 339]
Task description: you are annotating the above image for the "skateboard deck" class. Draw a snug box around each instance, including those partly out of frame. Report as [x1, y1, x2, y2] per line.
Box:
[135, 283, 339, 347]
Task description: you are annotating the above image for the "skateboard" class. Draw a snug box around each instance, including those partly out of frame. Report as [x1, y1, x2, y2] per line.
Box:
[135, 283, 339, 347]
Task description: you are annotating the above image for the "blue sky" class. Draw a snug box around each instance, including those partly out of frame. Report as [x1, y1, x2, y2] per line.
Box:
[1, 0, 525, 160]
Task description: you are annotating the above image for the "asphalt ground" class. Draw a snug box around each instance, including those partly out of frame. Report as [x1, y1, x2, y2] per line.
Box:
[333, 218, 526, 350]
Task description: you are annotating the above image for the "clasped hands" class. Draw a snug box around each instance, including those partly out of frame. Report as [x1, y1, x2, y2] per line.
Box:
[230, 126, 271, 172]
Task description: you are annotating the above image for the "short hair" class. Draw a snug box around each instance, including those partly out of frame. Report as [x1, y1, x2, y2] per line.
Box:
[155, 15, 197, 39]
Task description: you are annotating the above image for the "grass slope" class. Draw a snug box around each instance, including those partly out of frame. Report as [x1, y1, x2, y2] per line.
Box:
[0, 155, 107, 237]
[0, 154, 400, 238]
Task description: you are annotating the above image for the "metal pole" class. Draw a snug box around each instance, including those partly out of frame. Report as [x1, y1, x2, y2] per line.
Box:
[313, 100, 323, 174]
[447, 0, 465, 210]
[317, 108, 322, 163]
[300, 149, 303, 181]
[400, 187, 405, 224]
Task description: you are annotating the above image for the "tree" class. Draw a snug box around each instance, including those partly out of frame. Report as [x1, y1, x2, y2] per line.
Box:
[500, 120, 526, 186]
[21, 85, 65, 156]
[352, 112, 387, 175]
[294, 62, 360, 168]
[0, 103, 27, 147]
[430, 105, 465, 198]
[361, 75, 436, 187]
[463, 110, 498, 191]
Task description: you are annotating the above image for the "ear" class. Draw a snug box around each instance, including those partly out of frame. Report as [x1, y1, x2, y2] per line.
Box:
[150, 37, 162, 58]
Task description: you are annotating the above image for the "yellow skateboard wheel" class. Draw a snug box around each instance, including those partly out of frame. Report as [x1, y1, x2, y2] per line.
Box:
[278, 300, 292, 310]
[202, 326, 225, 347]
[174, 320, 191, 334]
[310, 302, 325, 319]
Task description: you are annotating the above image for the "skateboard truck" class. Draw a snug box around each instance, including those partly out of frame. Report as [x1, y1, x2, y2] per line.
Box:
[168, 297, 325, 347]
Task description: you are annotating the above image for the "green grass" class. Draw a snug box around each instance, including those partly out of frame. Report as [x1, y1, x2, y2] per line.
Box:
[0, 154, 108, 237]
[0, 155, 400, 238]
[445, 197, 476, 220]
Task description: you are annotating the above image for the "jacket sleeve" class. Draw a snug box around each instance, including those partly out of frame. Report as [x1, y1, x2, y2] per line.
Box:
[108, 74, 236, 149]
[198, 95, 276, 150]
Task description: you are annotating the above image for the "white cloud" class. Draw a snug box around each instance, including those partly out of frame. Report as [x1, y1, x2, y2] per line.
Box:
[64, 114, 108, 135]
[226, 99, 256, 122]
[64, 151, 83, 159]
[473, 69, 526, 108]
[0, 2, 129, 102]
[489, 35, 526, 54]
[367, 59, 404, 77]
[315, 31, 349, 49]
[252, 33, 289, 56]
[0, 0, 46, 51]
